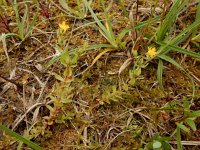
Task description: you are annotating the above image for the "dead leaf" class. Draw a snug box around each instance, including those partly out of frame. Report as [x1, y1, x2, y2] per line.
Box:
[118, 58, 133, 75]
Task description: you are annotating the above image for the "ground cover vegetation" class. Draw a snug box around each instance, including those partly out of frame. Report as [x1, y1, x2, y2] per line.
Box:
[0, 0, 200, 149]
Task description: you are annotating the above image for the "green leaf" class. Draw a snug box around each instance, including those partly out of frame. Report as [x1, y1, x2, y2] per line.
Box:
[60, 49, 70, 65]
[153, 141, 162, 149]
[133, 68, 141, 76]
[185, 118, 196, 131]
[176, 122, 190, 133]
[52, 72, 64, 82]
[45, 104, 54, 112]
[162, 142, 171, 150]
[0, 125, 43, 150]
[46, 44, 114, 69]
[45, 55, 60, 68]
[129, 78, 136, 86]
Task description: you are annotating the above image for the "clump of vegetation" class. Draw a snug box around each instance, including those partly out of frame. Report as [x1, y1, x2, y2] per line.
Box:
[0, 0, 200, 149]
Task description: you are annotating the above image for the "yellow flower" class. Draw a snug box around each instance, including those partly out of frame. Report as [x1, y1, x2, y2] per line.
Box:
[147, 47, 157, 58]
[59, 21, 69, 32]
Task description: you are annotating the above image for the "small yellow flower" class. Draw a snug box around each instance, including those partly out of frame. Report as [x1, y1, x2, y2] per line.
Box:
[147, 47, 157, 58]
[59, 21, 69, 32]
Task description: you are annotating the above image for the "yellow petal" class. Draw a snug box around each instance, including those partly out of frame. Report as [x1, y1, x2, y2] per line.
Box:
[59, 21, 69, 32]
[147, 47, 157, 58]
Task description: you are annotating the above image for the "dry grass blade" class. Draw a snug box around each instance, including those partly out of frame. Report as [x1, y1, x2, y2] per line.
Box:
[2, 37, 10, 64]
[118, 58, 133, 75]
[105, 130, 130, 150]
[81, 48, 116, 74]
[169, 141, 200, 146]
[12, 103, 44, 130]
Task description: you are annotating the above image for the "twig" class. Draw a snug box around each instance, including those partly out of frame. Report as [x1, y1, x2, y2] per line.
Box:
[0, 74, 21, 88]
[179, 2, 199, 16]
[169, 141, 200, 146]
[2, 38, 10, 64]
[105, 130, 130, 150]
[0, 14, 12, 33]
[12, 103, 44, 130]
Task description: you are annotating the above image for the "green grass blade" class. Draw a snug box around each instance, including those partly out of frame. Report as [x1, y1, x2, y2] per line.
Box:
[59, 0, 80, 16]
[0, 33, 18, 40]
[176, 127, 183, 150]
[101, 0, 115, 40]
[0, 125, 43, 150]
[156, 33, 190, 56]
[192, 1, 200, 37]
[72, 16, 160, 44]
[59, 0, 76, 14]
[157, 19, 200, 56]
[171, 19, 200, 45]
[86, 43, 114, 50]
[117, 28, 131, 43]
[76, 0, 83, 17]
[134, 16, 161, 30]
[171, 32, 191, 46]
[46, 44, 114, 68]
[22, 5, 28, 33]
[156, 41, 200, 59]
[69, 43, 114, 56]
[118, 0, 128, 17]
[84, 0, 113, 41]
[159, 54, 184, 70]
[192, 34, 200, 42]
[159, 54, 195, 97]
[13, 0, 23, 39]
[26, 4, 38, 39]
[117, 16, 162, 43]
[84, 0, 116, 47]
[157, 41, 173, 56]
[169, 45, 200, 59]
[72, 19, 106, 32]
[13, 0, 20, 24]
[157, 59, 163, 89]
[99, 29, 118, 47]
[157, 0, 189, 41]
[59, 0, 71, 12]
